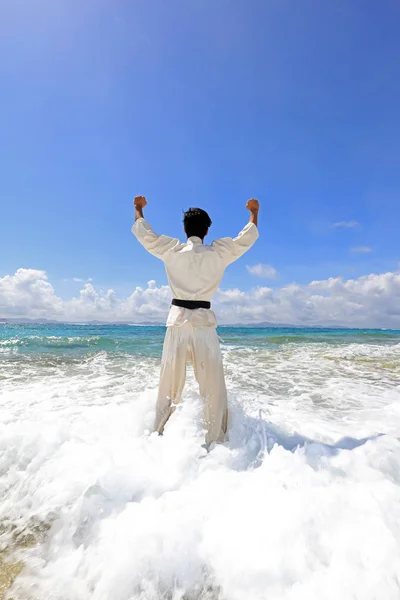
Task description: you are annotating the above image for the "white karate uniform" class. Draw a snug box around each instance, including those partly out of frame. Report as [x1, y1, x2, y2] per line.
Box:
[132, 217, 259, 444]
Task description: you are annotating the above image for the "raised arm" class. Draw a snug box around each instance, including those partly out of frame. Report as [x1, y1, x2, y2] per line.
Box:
[212, 198, 260, 265]
[132, 196, 179, 260]
[246, 198, 259, 227]
[134, 195, 147, 221]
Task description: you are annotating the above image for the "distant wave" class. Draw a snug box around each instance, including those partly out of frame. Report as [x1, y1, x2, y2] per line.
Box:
[1, 327, 400, 357]
[0, 335, 158, 354]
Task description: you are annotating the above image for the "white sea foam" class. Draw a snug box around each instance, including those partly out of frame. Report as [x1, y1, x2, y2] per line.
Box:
[1, 342, 400, 599]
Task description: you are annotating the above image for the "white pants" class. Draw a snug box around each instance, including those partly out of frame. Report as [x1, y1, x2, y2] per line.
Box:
[155, 322, 228, 445]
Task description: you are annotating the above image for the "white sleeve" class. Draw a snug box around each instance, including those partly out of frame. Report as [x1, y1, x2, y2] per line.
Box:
[132, 218, 179, 261]
[212, 222, 259, 265]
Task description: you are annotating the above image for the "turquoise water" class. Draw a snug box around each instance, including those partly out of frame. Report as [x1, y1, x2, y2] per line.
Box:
[1, 323, 400, 357]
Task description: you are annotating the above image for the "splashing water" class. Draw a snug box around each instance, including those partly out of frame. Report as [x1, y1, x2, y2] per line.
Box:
[1, 324, 400, 599]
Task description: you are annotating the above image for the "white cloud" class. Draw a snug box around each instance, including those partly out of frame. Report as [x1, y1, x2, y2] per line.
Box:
[332, 220, 360, 229]
[0, 269, 63, 319]
[246, 264, 277, 279]
[350, 246, 373, 253]
[1, 268, 400, 328]
[73, 277, 93, 283]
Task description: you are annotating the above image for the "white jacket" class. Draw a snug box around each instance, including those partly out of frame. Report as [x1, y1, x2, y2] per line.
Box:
[132, 218, 259, 326]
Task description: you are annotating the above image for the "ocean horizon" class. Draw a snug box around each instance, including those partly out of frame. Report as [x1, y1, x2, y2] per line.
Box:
[2, 317, 400, 330]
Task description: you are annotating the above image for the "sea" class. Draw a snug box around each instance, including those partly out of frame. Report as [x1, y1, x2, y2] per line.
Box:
[1, 323, 400, 600]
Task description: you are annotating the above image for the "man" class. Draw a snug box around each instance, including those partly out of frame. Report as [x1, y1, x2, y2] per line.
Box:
[132, 197, 259, 446]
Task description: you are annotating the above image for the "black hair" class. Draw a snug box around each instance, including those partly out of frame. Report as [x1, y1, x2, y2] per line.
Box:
[183, 208, 212, 239]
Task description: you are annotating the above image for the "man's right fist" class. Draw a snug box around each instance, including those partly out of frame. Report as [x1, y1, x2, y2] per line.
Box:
[134, 196, 147, 209]
[246, 198, 259, 212]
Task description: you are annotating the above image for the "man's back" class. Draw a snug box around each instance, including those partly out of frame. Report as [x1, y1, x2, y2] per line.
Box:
[133, 219, 258, 302]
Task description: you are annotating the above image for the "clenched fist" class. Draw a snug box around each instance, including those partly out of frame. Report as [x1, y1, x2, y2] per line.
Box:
[246, 198, 259, 212]
[134, 196, 147, 209]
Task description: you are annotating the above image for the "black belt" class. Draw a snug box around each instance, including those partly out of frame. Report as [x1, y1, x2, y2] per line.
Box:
[172, 299, 211, 310]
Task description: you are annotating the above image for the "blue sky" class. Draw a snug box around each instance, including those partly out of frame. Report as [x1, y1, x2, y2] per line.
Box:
[1, 0, 400, 300]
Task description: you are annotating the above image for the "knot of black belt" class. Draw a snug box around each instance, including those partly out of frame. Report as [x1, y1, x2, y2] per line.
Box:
[171, 299, 211, 310]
